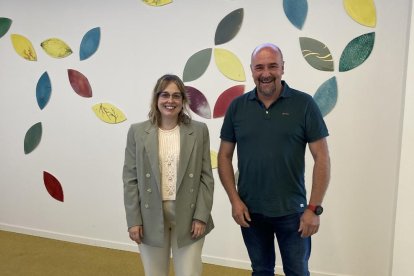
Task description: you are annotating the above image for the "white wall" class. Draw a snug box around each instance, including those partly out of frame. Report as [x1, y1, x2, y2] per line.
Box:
[0, 1, 412, 275]
[392, 1, 414, 276]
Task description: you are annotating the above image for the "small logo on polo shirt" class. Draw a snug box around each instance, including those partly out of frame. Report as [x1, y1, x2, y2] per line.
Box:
[282, 112, 290, 116]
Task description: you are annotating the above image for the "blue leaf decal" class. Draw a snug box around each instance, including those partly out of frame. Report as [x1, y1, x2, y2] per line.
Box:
[80, 27, 101, 61]
[36, 71, 52, 110]
[283, 0, 308, 30]
[313, 77, 338, 117]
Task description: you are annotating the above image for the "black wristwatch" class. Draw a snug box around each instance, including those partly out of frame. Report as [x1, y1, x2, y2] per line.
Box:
[307, 204, 323, 215]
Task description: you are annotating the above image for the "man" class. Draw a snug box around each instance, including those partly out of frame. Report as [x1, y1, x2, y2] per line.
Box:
[218, 43, 330, 276]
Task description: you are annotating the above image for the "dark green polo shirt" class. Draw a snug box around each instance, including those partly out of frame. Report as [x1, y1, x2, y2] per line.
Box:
[220, 82, 329, 217]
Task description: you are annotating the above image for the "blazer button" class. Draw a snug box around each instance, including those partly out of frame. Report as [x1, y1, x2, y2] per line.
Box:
[190, 203, 195, 209]
[146, 173, 151, 178]
[144, 203, 149, 208]
[190, 188, 194, 193]
[189, 173, 194, 178]
[147, 188, 152, 193]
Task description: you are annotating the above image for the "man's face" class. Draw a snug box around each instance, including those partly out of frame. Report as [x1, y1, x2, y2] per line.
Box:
[250, 47, 284, 97]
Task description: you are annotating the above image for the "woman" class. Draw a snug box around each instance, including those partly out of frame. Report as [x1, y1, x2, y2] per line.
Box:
[123, 74, 214, 276]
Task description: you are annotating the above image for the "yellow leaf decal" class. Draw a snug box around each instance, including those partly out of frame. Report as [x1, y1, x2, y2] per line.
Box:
[343, 0, 376, 27]
[214, 48, 245, 82]
[210, 150, 218, 169]
[92, 103, 127, 124]
[10, 34, 37, 61]
[142, 0, 172, 7]
[41, 38, 73, 58]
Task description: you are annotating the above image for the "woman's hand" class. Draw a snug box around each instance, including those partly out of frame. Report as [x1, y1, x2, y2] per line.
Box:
[128, 225, 144, 244]
[191, 220, 206, 239]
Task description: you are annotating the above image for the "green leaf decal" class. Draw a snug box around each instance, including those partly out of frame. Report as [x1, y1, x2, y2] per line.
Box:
[183, 48, 212, 82]
[24, 122, 42, 154]
[339, 32, 375, 72]
[299, 37, 334, 71]
[214, 8, 244, 46]
[0, 18, 12, 39]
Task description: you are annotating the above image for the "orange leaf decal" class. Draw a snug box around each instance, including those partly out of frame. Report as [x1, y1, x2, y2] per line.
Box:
[43, 171, 64, 202]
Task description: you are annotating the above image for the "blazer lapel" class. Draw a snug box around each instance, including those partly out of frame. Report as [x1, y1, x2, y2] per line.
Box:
[177, 123, 195, 191]
[144, 123, 161, 193]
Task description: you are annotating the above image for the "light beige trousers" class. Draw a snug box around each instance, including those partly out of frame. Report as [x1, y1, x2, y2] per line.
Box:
[138, 200, 205, 276]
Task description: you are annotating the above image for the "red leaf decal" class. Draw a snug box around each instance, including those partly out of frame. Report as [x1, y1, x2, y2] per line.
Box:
[43, 171, 64, 202]
[68, 69, 92, 97]
[185, 86, 211, 119]
[213, 85, 245, 118]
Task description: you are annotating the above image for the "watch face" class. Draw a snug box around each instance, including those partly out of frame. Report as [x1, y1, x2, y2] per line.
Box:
[315, 206, 324, 215]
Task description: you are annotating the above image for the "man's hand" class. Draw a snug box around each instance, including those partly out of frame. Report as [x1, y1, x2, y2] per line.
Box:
[298, 210, 320, 238]
[232, 199, 251, 227]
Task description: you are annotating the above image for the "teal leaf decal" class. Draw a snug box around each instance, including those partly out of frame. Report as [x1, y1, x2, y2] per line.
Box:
[214, 8, 244, 46]
[313, 77, 338, 117]
[299, 37, 334, 71]
[339, 32, 375, 72]
[24, 122, 42, 154]
[80, 27, 101, 61]
[0, 17, 12, 38]
[36, 72, 52, 110]
[213, 85, 245, 118]
[183, 48, 212, 82]
[185, 86, 211, 119]
[283, 0, 308, 30]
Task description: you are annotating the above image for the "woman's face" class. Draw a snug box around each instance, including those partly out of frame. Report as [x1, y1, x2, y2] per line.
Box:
[157, 82, 183, 122]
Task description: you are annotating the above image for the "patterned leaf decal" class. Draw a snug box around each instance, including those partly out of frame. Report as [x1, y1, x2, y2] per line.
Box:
[10, 34, 37, 61]
[68, 69, 93, 98]
[183, 48, 212, 82]
[214, 48, 245, 81]
[24, 122, 42, 154]
[214, 8, 244, 46]
[339, 32, 375, 72]
[92, 103, 127, 124]
[299, 37, 334, 71]
[213, 85, 245, 118]
[313, 77, 338, 117]
[185, 86, 211, 119]
[43, 171, 64, 202]
[41, 38, 72, 58]
[80, 27, 101, 61]
[36, 72, 52, 110]
[343, 0, 376, 27]
[0, 17, 12, 39]
[142, 0, 172, 6]
[283, 0, 308, 30]
[210, 150, 218, 169]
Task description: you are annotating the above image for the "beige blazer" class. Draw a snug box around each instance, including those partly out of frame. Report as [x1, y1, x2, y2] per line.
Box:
[123, 120, 214, 248]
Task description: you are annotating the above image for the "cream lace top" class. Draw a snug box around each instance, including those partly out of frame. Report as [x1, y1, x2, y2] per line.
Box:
[158, 125, 180, 201]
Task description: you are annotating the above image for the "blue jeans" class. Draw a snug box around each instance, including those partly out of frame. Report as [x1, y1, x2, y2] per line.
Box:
[241, 213, 311, 276]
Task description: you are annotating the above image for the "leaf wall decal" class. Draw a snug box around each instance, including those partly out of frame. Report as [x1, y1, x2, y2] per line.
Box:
[10, 34, 37, 61]
[24, 122, 42, 154]
[299, 37, 334, 71]
[343, 0, 376, 27]
[80, 27, 101, 61]
[92, 103, 127, 124]
[0, 17, 12, 39]
[43, 171, 64, 202]
[36, 72, 52, 110]
[214, 8, 244, 45]
[283, 0, 308, 30]
[339, 32, 375, 72]
[41, 38, 72, 58]
[214, 48, 245, 81]
[142, 0, 172, 6]
[213, 85, 245, 118]
[313, 77, 338, 117]
[185, 86, 211, 119]
[68, 69, 93, 97]
[183, 48, 212, 82]
[210, 150, 218, 169]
